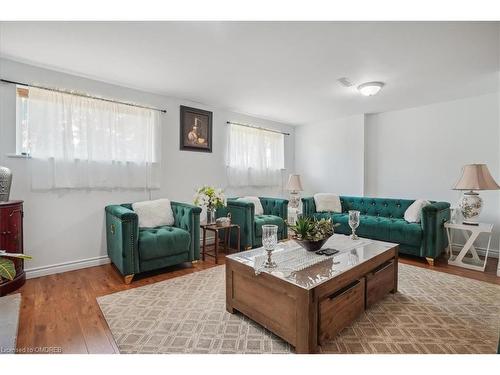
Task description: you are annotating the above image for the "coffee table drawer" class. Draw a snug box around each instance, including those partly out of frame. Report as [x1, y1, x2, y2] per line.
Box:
[366, 260, 395, 308]
[319, 278, 365, 344]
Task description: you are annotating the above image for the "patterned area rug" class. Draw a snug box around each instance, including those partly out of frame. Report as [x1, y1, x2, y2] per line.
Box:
[97, 264, 500, 354]
[0, 293, 21, 354]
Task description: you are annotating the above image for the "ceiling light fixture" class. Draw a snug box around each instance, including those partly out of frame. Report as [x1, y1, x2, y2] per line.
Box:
[357, 81, 385, 96]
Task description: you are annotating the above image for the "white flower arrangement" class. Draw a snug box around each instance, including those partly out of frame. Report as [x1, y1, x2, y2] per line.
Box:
[193, 185, 226, 210]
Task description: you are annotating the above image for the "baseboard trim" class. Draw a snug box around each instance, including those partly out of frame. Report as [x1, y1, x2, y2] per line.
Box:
[25, 255, 111, 279]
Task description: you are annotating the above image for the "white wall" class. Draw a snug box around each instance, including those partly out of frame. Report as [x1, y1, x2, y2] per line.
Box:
[295, 115, 365, 198]
[295, 94, 500, 253]
[365, 93, 500, 250]
[0, 58, 295, 276]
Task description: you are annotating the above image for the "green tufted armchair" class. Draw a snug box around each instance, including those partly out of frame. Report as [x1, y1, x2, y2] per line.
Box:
[217, 197, 289, 250]
[105, 201, 201, 284]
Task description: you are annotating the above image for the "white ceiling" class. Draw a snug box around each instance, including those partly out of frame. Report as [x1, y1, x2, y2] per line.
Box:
[0, 21, 498, 125]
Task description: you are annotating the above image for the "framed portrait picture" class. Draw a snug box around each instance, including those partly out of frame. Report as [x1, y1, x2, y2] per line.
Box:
[180, 105, 213, 152]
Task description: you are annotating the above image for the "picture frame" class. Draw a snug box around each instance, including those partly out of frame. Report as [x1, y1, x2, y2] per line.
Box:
[179, 105, 213, 152]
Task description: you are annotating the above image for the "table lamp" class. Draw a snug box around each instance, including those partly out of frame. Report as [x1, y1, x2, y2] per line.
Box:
[286, 174, 303, 209]
[453, 164, 500, 225]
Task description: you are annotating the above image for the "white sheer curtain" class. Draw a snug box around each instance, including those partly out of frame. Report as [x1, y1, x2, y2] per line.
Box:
[226, 124, 285, 187]
[25, 87, 161, 189]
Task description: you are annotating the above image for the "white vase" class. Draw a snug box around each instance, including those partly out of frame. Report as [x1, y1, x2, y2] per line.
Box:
[458, 191, 482, 225]
[0, 166, 12, 202]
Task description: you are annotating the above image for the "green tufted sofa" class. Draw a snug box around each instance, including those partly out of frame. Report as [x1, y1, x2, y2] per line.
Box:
[105, 201, 201, 283]
[216, 197, 288, 250]
[302, 196, 450, 264]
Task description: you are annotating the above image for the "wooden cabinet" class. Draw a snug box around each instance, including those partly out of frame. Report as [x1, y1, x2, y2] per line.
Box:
[0, 200, 25, 296]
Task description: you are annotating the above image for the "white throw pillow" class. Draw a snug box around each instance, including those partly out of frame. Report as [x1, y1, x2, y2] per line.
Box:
[237, 196, 264, 216]
[132, 198, 175, 228]
[404, 199, 431, 223]
[314, 193, 342, 213]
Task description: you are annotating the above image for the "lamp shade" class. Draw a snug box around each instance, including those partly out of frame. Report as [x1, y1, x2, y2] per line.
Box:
[287, 174, 303, 191]
[453, 164, 500, 191]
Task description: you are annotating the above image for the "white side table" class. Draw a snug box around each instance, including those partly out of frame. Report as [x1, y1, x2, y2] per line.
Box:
[445, 222, 493, 272]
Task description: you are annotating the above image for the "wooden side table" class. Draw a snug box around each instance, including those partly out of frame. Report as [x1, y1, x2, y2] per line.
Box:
[445, 222, 493, 272]
[201, 223, 240, 264]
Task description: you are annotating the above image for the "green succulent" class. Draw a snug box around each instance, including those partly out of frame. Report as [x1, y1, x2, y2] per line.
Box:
[288, 217, 337, 241]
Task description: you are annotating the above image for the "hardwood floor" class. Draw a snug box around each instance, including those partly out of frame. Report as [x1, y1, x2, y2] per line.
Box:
[12, 251, 499, 354]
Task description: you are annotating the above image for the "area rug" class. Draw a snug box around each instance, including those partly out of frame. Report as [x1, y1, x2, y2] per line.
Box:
[0, 293, 21, 354]
[97, 264, 500, 354]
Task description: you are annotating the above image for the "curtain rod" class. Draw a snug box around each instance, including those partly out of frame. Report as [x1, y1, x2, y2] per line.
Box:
[226, 121, 290, 136]
[0, 78, 167, 113]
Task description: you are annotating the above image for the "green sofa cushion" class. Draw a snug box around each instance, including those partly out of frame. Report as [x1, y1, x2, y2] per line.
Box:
[138, 226, 191, 261]
[387, 219, 423, 246]
[254, 215, 285, 237]
[312, 212, 422, 247]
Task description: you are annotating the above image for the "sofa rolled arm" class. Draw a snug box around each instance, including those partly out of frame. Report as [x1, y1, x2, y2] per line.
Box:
[105, 204, 139, 276]
[105, 204, 138, 221]
[226, 199, 254, 249]
[301, 197, 316, 217]
[171, 201, 202, 261]
[420, 201, 451, 259]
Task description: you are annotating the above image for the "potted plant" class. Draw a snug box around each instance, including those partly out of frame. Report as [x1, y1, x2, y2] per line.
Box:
[0, 250, 31, 281]
[288, 217, 337, 251]
[194, 185, 226, 224]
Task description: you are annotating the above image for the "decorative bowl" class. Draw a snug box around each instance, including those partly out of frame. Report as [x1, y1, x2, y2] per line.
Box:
[293, 236, 331, 252]
[216, 217, 231, 227]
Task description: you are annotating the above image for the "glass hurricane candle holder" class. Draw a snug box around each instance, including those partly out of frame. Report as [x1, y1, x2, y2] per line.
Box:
[262, 224, 278, 268]
[348, 210, 360, 240]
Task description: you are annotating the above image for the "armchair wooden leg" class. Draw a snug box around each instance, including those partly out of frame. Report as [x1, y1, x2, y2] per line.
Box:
[123, 274, 134, 284]
[425, 257, 435, 266]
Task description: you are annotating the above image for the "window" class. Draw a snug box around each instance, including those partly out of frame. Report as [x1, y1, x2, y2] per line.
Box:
[16, 86, 161, 189]
[226, 123, 285, 187]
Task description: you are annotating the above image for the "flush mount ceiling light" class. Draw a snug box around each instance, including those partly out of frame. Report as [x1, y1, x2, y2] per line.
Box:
[357, 81, 385, 96]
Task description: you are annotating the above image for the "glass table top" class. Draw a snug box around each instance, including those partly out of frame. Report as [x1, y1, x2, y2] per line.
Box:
[226, 234, 397, 290]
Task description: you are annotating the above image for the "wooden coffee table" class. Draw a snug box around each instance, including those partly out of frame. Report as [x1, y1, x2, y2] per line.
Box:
[225, 235, 398, 353]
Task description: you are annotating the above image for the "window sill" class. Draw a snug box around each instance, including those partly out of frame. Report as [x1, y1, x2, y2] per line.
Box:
[6, 153, 31, 159]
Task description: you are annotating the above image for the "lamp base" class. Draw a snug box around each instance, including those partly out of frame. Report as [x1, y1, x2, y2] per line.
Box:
[458, 191, 482, 225]
[289, 191, 300, 209]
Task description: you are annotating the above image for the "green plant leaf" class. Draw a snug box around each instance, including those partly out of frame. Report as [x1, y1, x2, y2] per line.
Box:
[288, 217, 335, 241]
[0, 252, 32, 260]
[0, 258, 15, 281]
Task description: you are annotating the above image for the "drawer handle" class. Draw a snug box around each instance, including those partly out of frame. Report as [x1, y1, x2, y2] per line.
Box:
[372, 261, 393, 275]
[329, 280, 360, 300]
